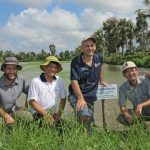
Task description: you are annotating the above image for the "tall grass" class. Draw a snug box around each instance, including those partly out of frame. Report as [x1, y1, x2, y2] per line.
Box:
[0, 119, 150, 150]
[0, 62, 150, 149]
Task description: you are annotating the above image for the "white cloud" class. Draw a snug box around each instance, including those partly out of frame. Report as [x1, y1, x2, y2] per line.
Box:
[75, 0, 144, 16]
[80, 9, 113, 32]
[1, 7, 117, 53]
[11, 0, 52, 8]
[0, 0, 146, 53]
[1, 8, 83, 52]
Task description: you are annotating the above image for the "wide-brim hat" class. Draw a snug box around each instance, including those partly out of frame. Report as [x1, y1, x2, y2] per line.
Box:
[122, 61, 136, 72]
[1, 57, 22, 72]
[81, 36, 96, 44]
[40, 56, 62, 73]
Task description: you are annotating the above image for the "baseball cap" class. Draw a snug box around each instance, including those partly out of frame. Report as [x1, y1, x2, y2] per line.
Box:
[122, 61, 136, 72]
[1, 57, 22, 71]
[81, 36, 96, 44]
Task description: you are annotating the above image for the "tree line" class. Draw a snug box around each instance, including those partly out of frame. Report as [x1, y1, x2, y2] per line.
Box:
[0, 0, 149, 64]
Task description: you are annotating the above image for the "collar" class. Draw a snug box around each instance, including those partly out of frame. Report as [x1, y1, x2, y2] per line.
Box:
[1, 74, 19, 87]
[40, 73, 57, 82]
[126, 76, 141, 88]
[79, 53, 95, 68]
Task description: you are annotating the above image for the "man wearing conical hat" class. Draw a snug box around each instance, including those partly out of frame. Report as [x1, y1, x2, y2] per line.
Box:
[28, 56, 67, 126]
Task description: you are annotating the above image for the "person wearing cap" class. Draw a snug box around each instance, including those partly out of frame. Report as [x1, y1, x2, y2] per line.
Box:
[0, 57, 33, 125]
[118, 61, 150, 125]
[68, 36, 106, 133]
[27, 55, 67, 126]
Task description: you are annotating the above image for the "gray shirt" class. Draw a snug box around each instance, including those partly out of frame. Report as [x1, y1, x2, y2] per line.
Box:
[119, 76, 150, 109]
[0, 74, 29, 112]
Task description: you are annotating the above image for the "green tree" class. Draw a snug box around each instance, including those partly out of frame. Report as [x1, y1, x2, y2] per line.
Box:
[16, 52, 26, 61]
[3, 50, 15, 58]
[117, 19, 132, 57]
[64, 50, 70, 60]
[93, 29, 106, 56]
[49, 44, 56, 55]
[135, 12, 148, 51]
[103, 17, 119, 57]
[0, 50, 3, 61]
[59, 52, 65, 61]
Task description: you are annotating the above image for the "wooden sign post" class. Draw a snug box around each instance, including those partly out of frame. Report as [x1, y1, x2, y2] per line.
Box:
[97, 84, 118, 129]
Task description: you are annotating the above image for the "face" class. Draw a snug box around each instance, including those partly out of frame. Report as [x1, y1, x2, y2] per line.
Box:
[43, 62, 59, 78]
[123, 67, 138, 83]
[4, 64, 18, 81]
[81, 39, 96, 57]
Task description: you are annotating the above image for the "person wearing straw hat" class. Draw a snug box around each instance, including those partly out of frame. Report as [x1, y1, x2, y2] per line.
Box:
[118, 61, 150, 125]
[0, 57, 33, 125]
[28, 55, 67, 126]
[68, 36, 107, 133]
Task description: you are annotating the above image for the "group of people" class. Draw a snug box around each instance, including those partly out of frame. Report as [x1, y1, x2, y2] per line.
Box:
[0, 36, 150, 133]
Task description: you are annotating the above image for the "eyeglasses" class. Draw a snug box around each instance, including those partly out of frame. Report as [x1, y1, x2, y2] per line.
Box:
[124, 67, 137, 74]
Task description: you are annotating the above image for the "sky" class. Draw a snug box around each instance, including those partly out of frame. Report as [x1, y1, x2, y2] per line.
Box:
[0, 0, 146, 54]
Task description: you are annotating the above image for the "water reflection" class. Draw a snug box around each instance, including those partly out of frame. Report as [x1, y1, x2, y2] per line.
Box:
[104, 63, 150, 75]
[103, 64, 150, 87]
[104, 63, 121, 72]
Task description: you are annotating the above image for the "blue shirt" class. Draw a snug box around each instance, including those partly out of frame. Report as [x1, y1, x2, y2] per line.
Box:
[69, 53, 103, 101]
[119, 76, 150, 109]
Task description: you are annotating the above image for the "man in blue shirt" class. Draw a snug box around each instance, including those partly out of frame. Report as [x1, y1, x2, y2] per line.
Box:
[68, 36, 106, 132]
[118, 61, 150, 125]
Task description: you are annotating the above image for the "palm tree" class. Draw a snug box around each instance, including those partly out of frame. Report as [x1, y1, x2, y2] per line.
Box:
[135, 12, 148, 51]
[93, 29, 106, 56]
[144, 0, 150, 6]
[126, 20, 135, 52]
[102, 17, 119, 57]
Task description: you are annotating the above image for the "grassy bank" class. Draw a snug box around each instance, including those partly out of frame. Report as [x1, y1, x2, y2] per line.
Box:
[104, 52, 150, 68]
[0, 119, 150, 150]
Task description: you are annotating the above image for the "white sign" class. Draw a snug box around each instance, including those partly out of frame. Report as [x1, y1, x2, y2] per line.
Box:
[96, 84, 118, 100]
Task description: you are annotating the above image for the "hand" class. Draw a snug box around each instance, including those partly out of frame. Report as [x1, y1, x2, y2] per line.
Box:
[4, 113, 14, 125]
[135, 104, 143, 116]
[53, 113, 61, 122]
[125, 115, 133, 124]
[43, 113, 55, 127]
[100, 81, 108, 86]
[77, 98, 87, 111]
[145, 72, 150, 79]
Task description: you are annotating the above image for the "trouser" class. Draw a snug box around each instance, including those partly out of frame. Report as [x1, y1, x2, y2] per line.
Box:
[68, 94, 95, 133]
[0, 110, 33, 124]
[117, 108, 150, 125]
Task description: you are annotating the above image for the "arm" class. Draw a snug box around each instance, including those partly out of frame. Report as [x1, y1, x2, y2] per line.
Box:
[145, 72, 150, 79]
[136, 77, 150, 115]
[29, 100, 48, 116]
[120, 106, 132, 123]
[29, 100, 54, 125]
[70, 59, 87, 111]
[0, 107, 14, 124]
[53, 98, 66, 121]
[135, 99, 150, 116]
[28, 78, 54, 126]
[99, 64, 107, 86]
[71, 80, 87, 111]
[118, 85, 132, 123]
[22, 77, 29, 95]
